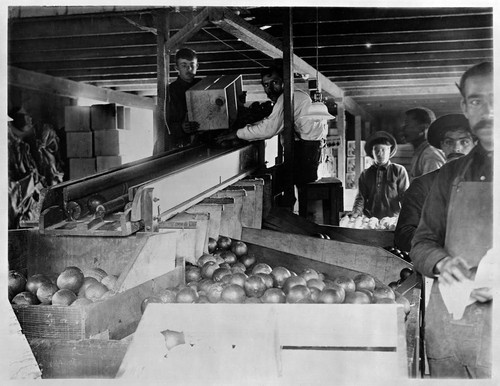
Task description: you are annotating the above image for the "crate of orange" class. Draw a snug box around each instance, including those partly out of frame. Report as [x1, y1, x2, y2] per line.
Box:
[132, 232, 421, 380]
[8, 228, 184, 341]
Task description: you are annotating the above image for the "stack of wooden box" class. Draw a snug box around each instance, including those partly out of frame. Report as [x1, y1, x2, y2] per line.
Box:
[65, 104, 133, 179]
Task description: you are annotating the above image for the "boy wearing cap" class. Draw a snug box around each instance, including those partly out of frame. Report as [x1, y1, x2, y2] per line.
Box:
[395, 114, 476, 252]
[352, 131, 409, 219]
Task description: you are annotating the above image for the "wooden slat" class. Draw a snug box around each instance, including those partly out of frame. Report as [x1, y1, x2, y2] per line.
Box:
[8, 66, 155, 110]
[242, 227, 411, 284]
[28, 338, 129, 379]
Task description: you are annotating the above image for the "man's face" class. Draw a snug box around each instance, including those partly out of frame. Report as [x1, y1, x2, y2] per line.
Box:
[176, 58, 198, 83]
[372, 144, 391, 165]
[13, 112, 33, 129]
[460, 74, 493, 150]
[261, 73, 284, 103]
[403, 114, 425, 143]
[440, 129, 475, 159]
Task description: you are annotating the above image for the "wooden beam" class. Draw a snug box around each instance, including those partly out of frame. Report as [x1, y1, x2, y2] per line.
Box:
[8, 66, 155, 110]
[345, 84, 460, 98]
[156, 8, 169, 154]
[164, 7, 212, 52]
[282, 7, 295, 207]
[211, 8, 347, 101]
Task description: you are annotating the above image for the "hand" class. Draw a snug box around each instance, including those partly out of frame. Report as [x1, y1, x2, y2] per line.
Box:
[470, 287, 493, 303]
[182, 121, 199, 133]
[435, 255, 473, 285]
[215, 131, 238, 144]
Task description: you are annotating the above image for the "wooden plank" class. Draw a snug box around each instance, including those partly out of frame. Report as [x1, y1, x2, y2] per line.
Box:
[225, 185, 256, 229]
[322, 226, 395, 248]
[8, 228, 148, 277]
[186, 202, 223, 242]
[159, 212, 210, 264]
[9, 66, 155, 110]
[232, 178, 264, 228]
[117, 303, 406, 382]
[211, 189, 245, 240]
[85, 266, 183, 339]
[28, 338, 129, 379]
[263, 207, 321, 236]
[164, 7, 211, 52]
[115, 231, 177, 292]
[242, 227, 411, 285]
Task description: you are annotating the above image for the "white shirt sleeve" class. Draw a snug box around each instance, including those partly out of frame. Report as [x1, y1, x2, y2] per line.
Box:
[235, 95, 285, 141]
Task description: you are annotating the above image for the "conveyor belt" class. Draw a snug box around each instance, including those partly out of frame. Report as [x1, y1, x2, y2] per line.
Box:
[37, 142, 263, 236]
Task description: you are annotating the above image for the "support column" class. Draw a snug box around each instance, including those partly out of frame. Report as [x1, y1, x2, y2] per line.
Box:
[281, 7, 295, 208]
[354, 115, 362, 180]
[155, 9, 169, 154]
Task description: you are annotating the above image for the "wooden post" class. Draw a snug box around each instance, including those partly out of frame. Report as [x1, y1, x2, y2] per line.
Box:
[155, 9, 169, 154]
[281, 7, 295, 208]
[354, 115, 362, 180]
[336, 101, 346, 189]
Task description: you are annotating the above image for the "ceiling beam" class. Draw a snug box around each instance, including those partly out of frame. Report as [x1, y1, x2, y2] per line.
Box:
[210, 7, 372, 121]
[9, 66, 155, 110]
[164, 7, 212, 52]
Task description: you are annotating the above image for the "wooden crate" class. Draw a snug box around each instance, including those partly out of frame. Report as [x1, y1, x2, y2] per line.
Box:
[69, 157, 96, 180]
[186, 75, 243, 131]
[8, 229, 183, 340]
[117, 303, 408, 383]
[64, 106, 91, 132]
[94, 129, 132, 156]
[90, 103, 117, 131]
[28, 338, 129, 379]
[66, 131, 94, 158]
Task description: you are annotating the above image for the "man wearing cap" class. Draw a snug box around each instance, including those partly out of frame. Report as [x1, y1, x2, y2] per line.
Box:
[351, 131, 409, 219]
[411, 62, 493, 378]
[403, 107, 446, 180]
[394, 114, 476, 252]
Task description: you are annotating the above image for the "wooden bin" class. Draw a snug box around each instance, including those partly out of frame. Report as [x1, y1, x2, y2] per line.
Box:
[119, 234, 419, 381]
[118, 303, 407, 383]
[8, 229, 184, 340]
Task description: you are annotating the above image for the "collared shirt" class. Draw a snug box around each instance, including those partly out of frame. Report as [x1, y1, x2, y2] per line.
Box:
[410, 140, 446, 180]
[165, 76, 201, 142]
[352, 161, 409, 219]
[394, 169, 439, 252]
[236, 89, 327, 142]
[411, 144, 493, 277]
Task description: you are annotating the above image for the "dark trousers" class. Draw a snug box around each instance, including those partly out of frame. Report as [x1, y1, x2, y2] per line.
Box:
[294, 140, 322, 211]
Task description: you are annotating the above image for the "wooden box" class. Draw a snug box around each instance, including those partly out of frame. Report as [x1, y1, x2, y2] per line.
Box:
[8, 229, 183, 340]
[118, 303, 407, 383]
[66, 131, 93, 158]
[69, 157, 96, 180]
[94, 129, 132, 156]
[64, 106, 91, 132]
[91, 103, 117, 131]
[186, 74, 243, 131]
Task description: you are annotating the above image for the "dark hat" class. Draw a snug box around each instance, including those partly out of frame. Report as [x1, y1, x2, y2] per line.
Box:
[364, 131, 397, 158]
[8, 106, 29, 119]
[427, 114, 470, 149]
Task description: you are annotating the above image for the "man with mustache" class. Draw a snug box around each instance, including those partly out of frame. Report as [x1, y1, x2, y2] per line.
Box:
[411, 62, 493, 378]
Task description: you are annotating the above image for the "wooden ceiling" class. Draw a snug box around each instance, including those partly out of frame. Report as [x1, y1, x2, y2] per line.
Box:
[8, 6, 493, 124]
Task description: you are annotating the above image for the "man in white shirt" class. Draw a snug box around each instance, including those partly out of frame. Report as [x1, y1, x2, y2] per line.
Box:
[216, 64, 329, 210]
